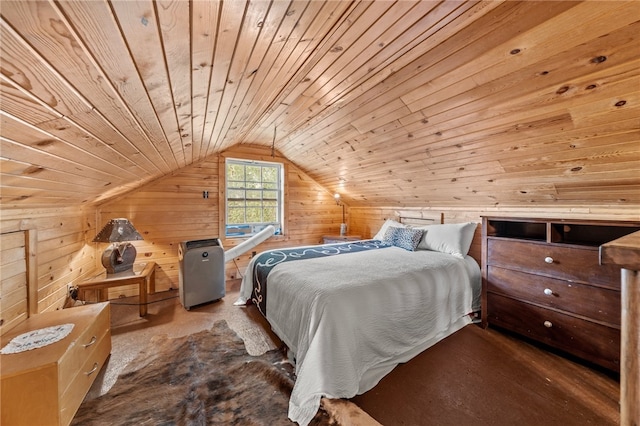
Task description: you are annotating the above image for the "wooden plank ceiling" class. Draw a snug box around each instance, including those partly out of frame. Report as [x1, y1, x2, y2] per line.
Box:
[1, 0, 639, 209]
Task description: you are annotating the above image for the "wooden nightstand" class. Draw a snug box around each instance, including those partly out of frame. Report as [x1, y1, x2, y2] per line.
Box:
[1, 302, 111, 426]
[76, 262, 155, 317]
[322, 235, 362, 244]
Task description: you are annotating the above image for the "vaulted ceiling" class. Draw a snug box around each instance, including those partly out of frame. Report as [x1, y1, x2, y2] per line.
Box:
[1, 0, 639, 209]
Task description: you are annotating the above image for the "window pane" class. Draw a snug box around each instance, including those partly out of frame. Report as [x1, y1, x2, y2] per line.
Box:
[228, 164, 245, 181]
[262, 167, 277, 182]
[227, 189, 245, 199]
[246, 166, 261, 181]
[263, 190, 277, 200]
[246, 190, 262, 199]
[263, 207, 277, 222]
[246, 208, 261, 222]
[228, 208, 245, 224]
[262, 182, 277, 190]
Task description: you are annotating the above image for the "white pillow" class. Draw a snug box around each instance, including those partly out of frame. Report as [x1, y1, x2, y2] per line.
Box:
[417, 222, 477, 258]
[373, 219, 406, 240]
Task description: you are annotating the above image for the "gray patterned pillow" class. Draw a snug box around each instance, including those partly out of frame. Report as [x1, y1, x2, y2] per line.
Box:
[383, 226, 423, 251]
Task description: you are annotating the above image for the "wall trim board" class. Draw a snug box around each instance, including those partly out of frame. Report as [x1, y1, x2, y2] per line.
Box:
[25, 228, 37, 316]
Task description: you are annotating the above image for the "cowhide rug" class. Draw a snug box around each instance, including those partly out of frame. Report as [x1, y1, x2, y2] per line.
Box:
[72, 320, 337, 425]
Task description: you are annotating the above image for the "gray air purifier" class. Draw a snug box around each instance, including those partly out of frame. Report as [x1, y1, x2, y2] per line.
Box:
[178, 238, 225, 310]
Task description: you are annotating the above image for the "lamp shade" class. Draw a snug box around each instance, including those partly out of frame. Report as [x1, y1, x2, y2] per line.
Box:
[93, 219, 143, 274]
[93, 218, 143, 243]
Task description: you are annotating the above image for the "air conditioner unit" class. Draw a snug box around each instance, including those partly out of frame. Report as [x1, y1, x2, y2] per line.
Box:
[178, 238, 225, 310]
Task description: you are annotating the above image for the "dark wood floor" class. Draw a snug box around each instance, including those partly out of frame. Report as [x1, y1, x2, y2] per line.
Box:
[84, 289, 620, 425]
[351, 323, 620, 425]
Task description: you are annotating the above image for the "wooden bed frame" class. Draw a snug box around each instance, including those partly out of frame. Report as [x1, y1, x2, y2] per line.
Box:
[396, 211, 481, 266]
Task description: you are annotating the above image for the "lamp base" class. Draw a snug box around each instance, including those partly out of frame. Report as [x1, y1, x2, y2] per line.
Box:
[101, 243, 137, 274]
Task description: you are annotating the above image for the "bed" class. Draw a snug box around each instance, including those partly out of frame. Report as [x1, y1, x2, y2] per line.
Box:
[235, 215, 481, 426]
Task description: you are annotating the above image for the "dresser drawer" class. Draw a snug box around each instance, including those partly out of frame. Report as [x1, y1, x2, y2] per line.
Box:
[487, 293, 620, 371]
[487, 238, 620, 287]
[487, 266, 620, 326]
[59, 331, 111, 426]
[58, 305, 110, 395]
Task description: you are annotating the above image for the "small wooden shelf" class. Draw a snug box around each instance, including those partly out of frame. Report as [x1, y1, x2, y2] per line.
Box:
[487, 219, 546, 241]
[550, 222, 637, 247]
[486, 217, 640, 247]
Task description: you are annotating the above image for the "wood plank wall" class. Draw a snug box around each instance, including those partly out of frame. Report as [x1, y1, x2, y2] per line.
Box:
[3, 147, 638, 318]
[350, 206, 640, 266]
[1, 231, 27, 334]
[97, 145, 345, 297]
[0, 207, 96, 333]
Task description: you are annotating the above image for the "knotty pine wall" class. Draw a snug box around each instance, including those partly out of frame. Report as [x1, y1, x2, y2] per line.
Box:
[0, 207, 97, 332]
[2, 143, 638, 327]
[350, 206, 640, 240]
[350, 205, 640, 267]
[96, 145, 345, 298]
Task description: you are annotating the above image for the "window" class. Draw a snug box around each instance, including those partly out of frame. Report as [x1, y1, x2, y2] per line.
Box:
[225, 158, 283, 238]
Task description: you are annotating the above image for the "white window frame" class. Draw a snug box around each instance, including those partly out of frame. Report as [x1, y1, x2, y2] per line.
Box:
[224, 157, 284, 238]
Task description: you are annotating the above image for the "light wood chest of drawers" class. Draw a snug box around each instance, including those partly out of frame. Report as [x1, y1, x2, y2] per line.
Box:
[1, 302, 111, 426]
[481, 217, 640, 372]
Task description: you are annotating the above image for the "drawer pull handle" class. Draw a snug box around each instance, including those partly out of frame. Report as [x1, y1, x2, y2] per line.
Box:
[544, 256, 554, 264]
[83, 336, 97, 348]
[85, 362, 99, 376]
[543, 288, 553, 296]
[543, 320, 553, 328]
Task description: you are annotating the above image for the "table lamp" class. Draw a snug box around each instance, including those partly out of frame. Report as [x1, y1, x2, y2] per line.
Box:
[334, 193, 347, 236]
[93, 218, 144, 274]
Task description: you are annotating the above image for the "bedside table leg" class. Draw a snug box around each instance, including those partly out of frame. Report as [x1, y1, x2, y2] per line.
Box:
[148, 268, 156, 294]
[139, 280, 147, 317]
[99, 288, 109, 302]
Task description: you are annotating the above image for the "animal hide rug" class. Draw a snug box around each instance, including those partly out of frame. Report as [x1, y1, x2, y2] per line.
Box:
[72, 320, 336, 425]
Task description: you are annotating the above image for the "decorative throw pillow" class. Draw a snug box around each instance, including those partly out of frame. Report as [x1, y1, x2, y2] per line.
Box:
[383, 226, 423, 251]
[373, 219, 405, 240]
[417, 222, 477, 257]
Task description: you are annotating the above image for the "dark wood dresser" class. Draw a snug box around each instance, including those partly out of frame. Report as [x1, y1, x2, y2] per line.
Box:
[481, 216, 640, 372]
